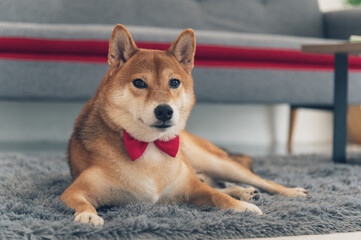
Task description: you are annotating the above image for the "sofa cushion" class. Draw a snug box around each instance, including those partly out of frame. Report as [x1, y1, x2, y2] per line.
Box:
[0, 0, 323, 37]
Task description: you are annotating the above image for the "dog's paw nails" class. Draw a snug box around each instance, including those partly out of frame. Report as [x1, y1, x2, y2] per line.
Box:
[284, 187, 309, 197]
[74, 212, 104, 226]
[293, 187, 309, 197]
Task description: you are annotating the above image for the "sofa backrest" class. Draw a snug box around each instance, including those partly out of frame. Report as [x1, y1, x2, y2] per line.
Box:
[0, 0, 323, 38]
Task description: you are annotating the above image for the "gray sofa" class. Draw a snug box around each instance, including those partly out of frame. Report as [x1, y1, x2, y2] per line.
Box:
[1, 0, 361, 105]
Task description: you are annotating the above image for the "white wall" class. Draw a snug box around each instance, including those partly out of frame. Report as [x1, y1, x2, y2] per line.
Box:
[188, 104, 332, 147]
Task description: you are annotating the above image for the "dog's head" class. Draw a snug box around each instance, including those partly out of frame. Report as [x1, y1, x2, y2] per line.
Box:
[99, 25, 196, 142]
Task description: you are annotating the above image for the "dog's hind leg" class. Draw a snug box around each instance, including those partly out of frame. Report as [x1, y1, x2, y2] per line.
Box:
[195, 172, 260, 201]
[181, 131, 308, 197]
[186, 176, 263, 215]
[228, 153, 253, 171]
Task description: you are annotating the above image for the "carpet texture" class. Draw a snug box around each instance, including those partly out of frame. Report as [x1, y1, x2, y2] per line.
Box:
[1, 152, 361, 239]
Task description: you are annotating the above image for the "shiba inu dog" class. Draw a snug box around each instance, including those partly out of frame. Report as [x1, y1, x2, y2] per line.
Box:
[61, 25, 308, 226]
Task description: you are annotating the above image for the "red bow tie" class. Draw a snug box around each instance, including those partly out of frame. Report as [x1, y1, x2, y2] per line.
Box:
[123, 130, 179, 161]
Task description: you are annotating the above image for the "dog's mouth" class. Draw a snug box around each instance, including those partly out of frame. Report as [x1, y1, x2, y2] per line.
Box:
[138, 118, 173, 130]
[151, 120, 173, 129]
[151, 123, 172, 129]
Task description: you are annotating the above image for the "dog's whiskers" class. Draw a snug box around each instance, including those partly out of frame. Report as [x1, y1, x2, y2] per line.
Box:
[178, 106, 185, 112]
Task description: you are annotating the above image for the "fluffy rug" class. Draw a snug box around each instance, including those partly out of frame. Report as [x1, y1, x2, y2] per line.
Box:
[1, 152, 361, 239]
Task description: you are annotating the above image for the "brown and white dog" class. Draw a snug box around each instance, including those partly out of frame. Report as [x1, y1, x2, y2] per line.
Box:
[61, 25, 308, 226]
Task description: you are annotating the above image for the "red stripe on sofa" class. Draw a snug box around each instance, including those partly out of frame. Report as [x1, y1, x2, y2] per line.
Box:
[1, 37, 361, 71]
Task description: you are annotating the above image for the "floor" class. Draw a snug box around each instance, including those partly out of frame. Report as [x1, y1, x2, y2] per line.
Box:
[234, 143, 361, 240]
[1, 141, 361, 240]
[244, 231, 361, 240]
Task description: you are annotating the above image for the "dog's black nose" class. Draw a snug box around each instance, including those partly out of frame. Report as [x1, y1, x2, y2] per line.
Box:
[154, 104, 173, 122]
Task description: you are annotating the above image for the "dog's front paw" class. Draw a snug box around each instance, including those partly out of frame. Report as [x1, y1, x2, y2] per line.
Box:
[236, 201, 263, 215]
[74, 212, 104, 226]
[282, 187, 309, 197]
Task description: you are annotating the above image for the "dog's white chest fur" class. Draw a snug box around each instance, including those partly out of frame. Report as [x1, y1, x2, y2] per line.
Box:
[140, 143, 168, 163]
[115, 143, 185, 204]
[135, 143, 169, 202]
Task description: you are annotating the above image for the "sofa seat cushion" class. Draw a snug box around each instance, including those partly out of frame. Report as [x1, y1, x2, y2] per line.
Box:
[1, 22, 361, 104]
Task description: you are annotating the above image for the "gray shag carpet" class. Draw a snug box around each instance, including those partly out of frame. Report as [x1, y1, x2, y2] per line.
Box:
[1, 152, 361, 240]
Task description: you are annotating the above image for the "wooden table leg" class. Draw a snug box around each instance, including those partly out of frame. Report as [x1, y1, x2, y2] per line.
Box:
[333, 53, 348, 163]
[288, 106, 298, 154]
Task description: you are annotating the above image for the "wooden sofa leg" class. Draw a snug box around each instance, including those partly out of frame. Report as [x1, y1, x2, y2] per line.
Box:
[288, 106, 298, 154]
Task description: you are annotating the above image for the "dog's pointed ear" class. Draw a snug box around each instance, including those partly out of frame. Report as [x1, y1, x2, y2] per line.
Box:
[168, 29, 196, 73]
[108, 24, 138, 69]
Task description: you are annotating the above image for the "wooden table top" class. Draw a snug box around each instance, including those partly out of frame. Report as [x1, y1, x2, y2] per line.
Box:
[302, 42, 361, 54]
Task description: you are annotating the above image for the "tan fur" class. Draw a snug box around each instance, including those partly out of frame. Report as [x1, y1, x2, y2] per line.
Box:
[61, 25, 307, 226]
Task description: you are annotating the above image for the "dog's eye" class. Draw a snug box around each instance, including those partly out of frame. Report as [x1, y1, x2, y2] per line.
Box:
[169, 79, 181, 89]
[133, 79, 147, 89]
